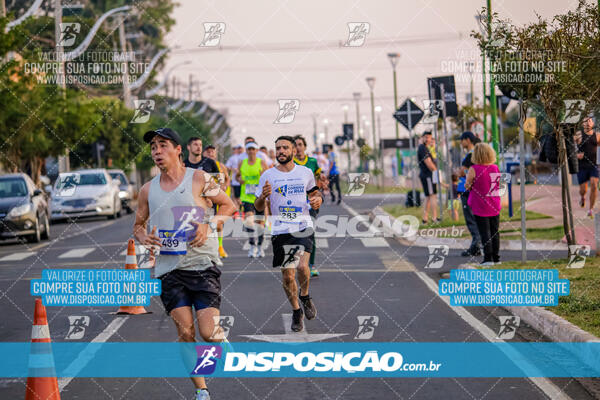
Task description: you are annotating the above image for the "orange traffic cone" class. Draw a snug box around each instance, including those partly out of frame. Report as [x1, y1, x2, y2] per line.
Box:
[25, 298, 60, 400]
[116, 239, 149, 315]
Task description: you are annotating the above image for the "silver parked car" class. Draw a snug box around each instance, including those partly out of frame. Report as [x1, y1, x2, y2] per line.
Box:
[0, 173, 50, 242]
[49, 169, 122, 222]
[108, 169, 135, 214]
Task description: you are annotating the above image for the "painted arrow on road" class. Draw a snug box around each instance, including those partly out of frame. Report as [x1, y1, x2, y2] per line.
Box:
[240, 314, 347, 343]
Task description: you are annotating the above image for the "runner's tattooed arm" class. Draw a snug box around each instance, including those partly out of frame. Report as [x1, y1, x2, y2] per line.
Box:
[133, 182, 161, 247]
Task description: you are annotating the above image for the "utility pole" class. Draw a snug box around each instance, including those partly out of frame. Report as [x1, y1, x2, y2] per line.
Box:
[487, 0, 500, 160]
[353, 92, 362, 172]
[429, 80, 444, 219]
[312, 114, 318, 150]
[1, 0, 6, 17]
[117, 14, 131, 108]
[54, 0, 70, 172]
[366, 77, 377, 179]
[188, 74, 193, 101]
[440, 83, 454, 217]
[388, 53, 402, 177]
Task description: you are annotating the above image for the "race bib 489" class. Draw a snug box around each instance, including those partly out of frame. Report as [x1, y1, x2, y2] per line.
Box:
[158, 230, 187, 255]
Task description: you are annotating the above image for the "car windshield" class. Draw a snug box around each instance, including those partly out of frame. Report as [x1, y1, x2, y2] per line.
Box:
[109, 172, 127, 185]
[57, 173, 106, 190]
[0, 178, 28, 198]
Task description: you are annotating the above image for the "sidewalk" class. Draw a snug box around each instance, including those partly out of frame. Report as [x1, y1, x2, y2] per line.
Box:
[510, 183, 596, 249]
[381, 177, 596, 249]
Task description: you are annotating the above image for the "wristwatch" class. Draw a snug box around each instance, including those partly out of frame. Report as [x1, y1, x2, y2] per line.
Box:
[208, 221, 218, 231]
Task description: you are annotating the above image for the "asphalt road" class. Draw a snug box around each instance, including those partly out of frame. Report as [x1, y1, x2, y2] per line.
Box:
[0, 195, 596, 399]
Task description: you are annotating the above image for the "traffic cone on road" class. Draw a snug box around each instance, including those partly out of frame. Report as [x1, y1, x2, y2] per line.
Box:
[25, 298, 61, 400]
[116, 239, 149, 315]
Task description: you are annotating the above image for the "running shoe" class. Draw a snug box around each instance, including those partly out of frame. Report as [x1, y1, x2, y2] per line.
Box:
[580, 196, 585, 208]
[480, 261, 494, 267]
[337, 198, 341, 205]
[291, 308, 304, 332]
[258, 247, 265, 257]
[196, 389, 210, 400]
[218, 246, 228, 258]
[310, 265, 320, 276]
[248, 245, 257, 258]
[588, 209, 594, 219]
[300, 296, 317, 320]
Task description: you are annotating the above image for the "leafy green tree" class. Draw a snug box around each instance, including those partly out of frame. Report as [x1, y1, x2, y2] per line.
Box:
[474, 0, 600, 248]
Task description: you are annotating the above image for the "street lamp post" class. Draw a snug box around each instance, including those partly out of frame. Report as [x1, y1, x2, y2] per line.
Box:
[323, 118, 329, 144]
[353, 92, 362, 172]
[375, 105, 384, 187]
[388, 52, 401, 178]
[366, 77, 378, 185]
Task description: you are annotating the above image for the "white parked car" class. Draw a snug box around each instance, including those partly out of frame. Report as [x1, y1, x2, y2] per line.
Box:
[108, 169, 135, 214]
[49, 169, 122, 222]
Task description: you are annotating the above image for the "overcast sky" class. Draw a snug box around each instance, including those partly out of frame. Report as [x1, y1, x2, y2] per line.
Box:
[163, 0, 573, 149]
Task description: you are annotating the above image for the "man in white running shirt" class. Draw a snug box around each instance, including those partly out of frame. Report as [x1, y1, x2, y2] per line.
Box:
[254, 136, 323, 332]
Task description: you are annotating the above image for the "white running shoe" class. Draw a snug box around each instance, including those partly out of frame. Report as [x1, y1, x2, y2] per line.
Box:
[196, 389, 210, 400]
[258, 247, 265, 257]
[248, 245, 257, 258]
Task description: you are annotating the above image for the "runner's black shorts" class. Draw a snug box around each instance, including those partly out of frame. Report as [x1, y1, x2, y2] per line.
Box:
[419, 175, 437, 197]
[242, 201, 264, 215]
[232, 184, 241, 198]
[271, 228, 314, 268]
[158, 266, 221, 315]
[577, 165, 599, 184]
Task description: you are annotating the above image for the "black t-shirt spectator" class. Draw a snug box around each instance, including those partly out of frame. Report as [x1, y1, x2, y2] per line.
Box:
[578, 132, 598, 169]
[417, 143, 433, 178]
[462, 152, 474, 169]
[184, 157, 219, 173]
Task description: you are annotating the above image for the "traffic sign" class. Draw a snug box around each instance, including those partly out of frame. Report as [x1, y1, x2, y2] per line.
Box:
[334, 135, 345, 146]
[427, 75, 458, 117]
[342, 123, 354, 140]
[393, 99, 424, 131]
[356, 138, 366, 147]
[380, 138, 417, 149]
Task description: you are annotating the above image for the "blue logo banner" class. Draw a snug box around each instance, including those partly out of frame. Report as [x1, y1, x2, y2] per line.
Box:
[3, 342, 600, 378]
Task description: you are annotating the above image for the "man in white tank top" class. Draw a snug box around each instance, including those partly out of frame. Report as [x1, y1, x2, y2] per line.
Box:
[133, 128, 236, 400]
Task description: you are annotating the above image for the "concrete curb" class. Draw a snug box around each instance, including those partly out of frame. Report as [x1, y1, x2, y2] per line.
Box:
[370, 206, 567, 251]
[368, 207, 600, 381]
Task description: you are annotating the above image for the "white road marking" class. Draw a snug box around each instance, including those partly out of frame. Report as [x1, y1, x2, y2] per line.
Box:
[58, 248, 95, 259]
[0, 252, 36, 261]
[359, 237, 389, 247]
[58, 316, 129, 391]
[316, 238, 329, 248]
[240, 314, 347, 342]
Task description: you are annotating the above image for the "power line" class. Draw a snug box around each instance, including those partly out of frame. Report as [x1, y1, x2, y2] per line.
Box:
[170, 32, 467, 54]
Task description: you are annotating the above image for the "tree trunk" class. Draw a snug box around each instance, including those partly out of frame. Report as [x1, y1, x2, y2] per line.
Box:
[557, 125, 576, 250]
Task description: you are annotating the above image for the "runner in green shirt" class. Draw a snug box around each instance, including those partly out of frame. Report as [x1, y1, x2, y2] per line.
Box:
[294, 135, 323, 277]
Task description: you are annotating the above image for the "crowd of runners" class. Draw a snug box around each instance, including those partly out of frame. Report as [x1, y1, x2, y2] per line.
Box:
[133, 128, 340, 400]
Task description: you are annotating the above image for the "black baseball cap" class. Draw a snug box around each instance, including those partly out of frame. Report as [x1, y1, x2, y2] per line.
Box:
[143, 128, 183, 146]
[204, 144, 216, 150]
[460, 131, 477, 142]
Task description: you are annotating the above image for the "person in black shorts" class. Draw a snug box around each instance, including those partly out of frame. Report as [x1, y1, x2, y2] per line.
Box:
[576, 116, 600, 218]
[254, 136, 323, 332]
[134, 128, 236, 400]
[417, 131, 439, 224]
